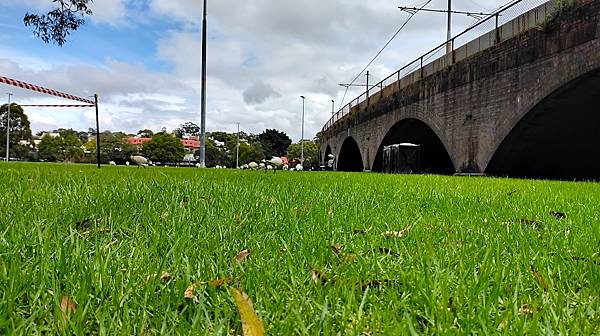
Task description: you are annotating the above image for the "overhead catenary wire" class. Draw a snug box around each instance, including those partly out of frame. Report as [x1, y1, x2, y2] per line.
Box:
[339, 0, 433, 107]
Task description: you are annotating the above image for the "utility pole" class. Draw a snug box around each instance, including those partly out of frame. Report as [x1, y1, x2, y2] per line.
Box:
[236, 122, 240, 169]
[5, 93, 12, 162]
[398, 2, 494, 54]
[300, 96, 305, 165]
[447, 0, 452, 54]
[366, 71, 370, 100]
[339, 72, 373, 88]
[199, 0, 208, 168]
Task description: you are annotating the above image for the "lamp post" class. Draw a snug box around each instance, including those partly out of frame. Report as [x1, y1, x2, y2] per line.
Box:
[236, 122, 240, 169]
[199, 0, 208, 168]
[331, 99, 335, 116]
[5, 93, 12, 162]
[300, 95, 305, 165]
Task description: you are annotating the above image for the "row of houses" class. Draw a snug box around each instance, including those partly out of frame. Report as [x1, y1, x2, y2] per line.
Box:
[127, 136, 201, 151]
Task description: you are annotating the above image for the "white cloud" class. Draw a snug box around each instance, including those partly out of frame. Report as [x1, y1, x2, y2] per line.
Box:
[88, 0, 128, 25]
[2, 0, 517, 141]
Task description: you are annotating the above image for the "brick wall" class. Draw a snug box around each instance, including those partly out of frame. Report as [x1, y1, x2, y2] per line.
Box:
[322, 0, 600, 173]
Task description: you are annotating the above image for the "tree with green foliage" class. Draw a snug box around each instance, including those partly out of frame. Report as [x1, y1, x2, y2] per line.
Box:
[137, 129, 154, 138]
[38, 134, 65, 162]
[210, 131, 236, 145]
[142, 133, 185, 164]
[205, 138, 231, 167]
[238, 141, 264, 165]
[174, 122, 200, 139]
[258, 129, 291, 158]
[85, 131, 136, 164]
[63, 133, 83, 162]
[287, 140, 320, 170]
[24, 0, 92, 46]
[1, 103, 33, 160]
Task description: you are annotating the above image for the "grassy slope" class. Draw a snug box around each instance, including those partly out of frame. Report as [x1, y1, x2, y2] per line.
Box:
[0, 163, 599, 335]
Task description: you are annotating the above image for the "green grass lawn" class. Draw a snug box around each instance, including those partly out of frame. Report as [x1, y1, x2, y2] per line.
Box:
[0, 163, 599, 335]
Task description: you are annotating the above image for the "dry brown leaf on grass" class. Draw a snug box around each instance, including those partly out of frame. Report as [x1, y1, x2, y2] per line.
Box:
[60, 295, 77, 322]
[236, 249, 252, 263]
[75, 218, 92, 230]
[160, 211, 169, 221]
[207, 277, 236, 287]
[343, 253, 358, 263]
[184, 284, 199, 303]
[383, 223, 415, 239]
[184, 277, 237, 302]
[230, 288, 265, 336]
[310, 268, 329, 285]
[498, 319, 508, 331]
[550, 211, 567, 219]
[519, 219, 542, 227]
[234, 212, 243, 226]
[377, 247, 400, 257]
[180, 196, 190, 208]
[530, 265, 548, 291]
[161, 272, 172, 283]
[330, 243, 344, 254]
[518, 304, 539, 316]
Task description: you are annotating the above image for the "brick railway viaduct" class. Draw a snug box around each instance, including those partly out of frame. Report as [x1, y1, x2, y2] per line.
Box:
[321, 0, 600, 179]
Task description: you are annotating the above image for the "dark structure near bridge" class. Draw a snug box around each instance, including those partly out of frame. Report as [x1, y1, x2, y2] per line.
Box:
[322, 0, 600, 180]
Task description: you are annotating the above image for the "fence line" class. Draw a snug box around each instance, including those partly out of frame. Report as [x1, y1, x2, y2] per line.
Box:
[323, 0, 560, 132]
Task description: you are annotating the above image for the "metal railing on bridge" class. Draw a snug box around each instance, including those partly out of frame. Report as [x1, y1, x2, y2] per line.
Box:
[322, 0, 563, 132]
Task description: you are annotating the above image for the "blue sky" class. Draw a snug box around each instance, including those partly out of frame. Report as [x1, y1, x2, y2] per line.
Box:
[0, 0, 508, 140]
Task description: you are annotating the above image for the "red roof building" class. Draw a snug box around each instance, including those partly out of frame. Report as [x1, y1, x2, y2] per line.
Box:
[128, 138, 152, 146]
[127, 137, 201, 150]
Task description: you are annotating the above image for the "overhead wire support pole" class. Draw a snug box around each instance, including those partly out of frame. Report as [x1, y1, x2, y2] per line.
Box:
[447, 0, 452, 54]
[199, 0, 208, 168]
[338, 84, 379, 88]
[397, 6, 494, 17]
[398, 3, 496, 54]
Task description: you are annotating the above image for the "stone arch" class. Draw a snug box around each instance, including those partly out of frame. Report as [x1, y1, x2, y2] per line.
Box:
[372, 118, 455, 174]
[337, 137, 364, 172]
[323, 145, 333, 162]
[485, 68, 600, 180]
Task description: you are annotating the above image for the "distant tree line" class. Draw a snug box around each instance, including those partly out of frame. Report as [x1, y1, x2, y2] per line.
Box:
[2, 105, 322, 168]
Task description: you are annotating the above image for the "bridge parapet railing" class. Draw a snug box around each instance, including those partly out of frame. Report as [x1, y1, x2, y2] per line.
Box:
[323, 0, 572, 132]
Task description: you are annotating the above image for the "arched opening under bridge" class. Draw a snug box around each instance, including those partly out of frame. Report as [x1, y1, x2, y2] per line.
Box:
[372, 118, 454, 174]
[486, 69, 600, 180]
[337, 137, 364, 172]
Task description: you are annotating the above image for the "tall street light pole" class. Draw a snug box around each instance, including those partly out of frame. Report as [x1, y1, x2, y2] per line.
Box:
[331, 99, 335, 116]
[236, 122, 240, 169]
[199, 0, 208, 168]
[300, 96, 305, 165]
[5, 93, 12, 162]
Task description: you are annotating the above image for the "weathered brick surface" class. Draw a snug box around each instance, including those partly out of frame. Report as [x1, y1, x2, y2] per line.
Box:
[322, 0, 600, 173]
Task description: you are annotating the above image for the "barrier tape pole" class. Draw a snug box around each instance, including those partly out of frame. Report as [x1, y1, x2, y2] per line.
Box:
[0, 76, 94, 105]
[94, 94, 100, 169]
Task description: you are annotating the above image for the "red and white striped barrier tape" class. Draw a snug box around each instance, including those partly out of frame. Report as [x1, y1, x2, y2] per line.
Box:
[0, 76, 95, 105]
[20, 104, 95, 108]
